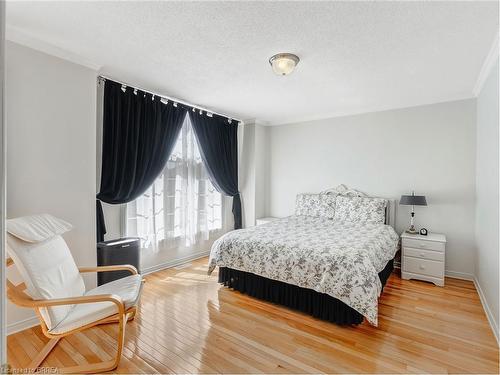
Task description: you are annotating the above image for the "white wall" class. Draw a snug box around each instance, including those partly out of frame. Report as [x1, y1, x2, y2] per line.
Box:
[5, 42, 97, 333]
[239, 122, 256, 227]
[475, 57, 499, 340]
[254, 124, 269, 220]
[239, 121, 269, 227]
[267, 99, 477, 277]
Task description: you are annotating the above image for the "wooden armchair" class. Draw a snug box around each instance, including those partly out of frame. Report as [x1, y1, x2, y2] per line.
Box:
[6, 214, 144, 373]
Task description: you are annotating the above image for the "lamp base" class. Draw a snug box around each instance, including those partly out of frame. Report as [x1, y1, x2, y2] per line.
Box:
[405, 229, 418, 234]
[405, 225, 417, 234]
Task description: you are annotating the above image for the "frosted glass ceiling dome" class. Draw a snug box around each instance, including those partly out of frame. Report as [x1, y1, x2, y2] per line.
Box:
[269, 53, 300, 76]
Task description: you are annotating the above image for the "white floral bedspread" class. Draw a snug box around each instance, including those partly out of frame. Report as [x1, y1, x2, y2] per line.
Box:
[208, 216, 399, 325]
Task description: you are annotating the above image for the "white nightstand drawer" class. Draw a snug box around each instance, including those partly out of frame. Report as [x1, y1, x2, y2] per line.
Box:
[403, 257, 444, 278]
[402, 238, 445, 252]
[404, 247, 445, 262]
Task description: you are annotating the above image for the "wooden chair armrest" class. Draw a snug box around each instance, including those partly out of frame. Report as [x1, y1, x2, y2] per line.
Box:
[32, 293, 126, 315]
[79, 265, 138, 275]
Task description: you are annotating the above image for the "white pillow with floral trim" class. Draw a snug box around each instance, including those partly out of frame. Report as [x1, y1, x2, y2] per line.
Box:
[295, 194, 336, 219]
[334, 196, 387, 224]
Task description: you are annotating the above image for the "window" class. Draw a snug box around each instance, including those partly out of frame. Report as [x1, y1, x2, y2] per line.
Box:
[126, 115, 223, 251]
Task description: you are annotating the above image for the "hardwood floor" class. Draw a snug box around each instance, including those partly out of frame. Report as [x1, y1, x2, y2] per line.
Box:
[7, 257, 499, 374]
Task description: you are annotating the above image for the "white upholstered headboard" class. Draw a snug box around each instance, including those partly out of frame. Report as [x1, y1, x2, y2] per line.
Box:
[321, 184, 396, 229]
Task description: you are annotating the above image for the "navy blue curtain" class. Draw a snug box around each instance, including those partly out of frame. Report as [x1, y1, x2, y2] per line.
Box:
[189, 113, 241, 229]
[96, 80, 187, 241]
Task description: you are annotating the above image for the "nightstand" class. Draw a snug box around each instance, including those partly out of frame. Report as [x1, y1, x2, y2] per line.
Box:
[256, 217, 279, 226]
[401, 232, 446, 286]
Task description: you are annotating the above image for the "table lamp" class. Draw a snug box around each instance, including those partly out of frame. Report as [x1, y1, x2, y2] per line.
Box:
[400, 191, 427, 234]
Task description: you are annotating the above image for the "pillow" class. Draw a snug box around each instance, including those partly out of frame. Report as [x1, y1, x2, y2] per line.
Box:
[295, 194, 322, 217]
[334, 196, 387, 224]
[318, 194, 336, 219]
[7, 214, 73, 243]
[295, 194, 337, 219]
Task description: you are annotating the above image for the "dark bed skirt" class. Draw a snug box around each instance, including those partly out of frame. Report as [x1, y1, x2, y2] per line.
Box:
[218, 259, 394, 325]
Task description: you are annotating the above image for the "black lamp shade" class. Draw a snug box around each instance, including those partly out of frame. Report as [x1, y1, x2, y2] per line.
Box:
[400, 195, 427, 206]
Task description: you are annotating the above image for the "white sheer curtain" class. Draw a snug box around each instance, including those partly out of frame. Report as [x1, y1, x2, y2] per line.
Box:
[126, 114, 225, 252]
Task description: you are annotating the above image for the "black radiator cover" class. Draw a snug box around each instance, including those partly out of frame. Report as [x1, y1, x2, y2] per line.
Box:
[97, 238, 140, 285]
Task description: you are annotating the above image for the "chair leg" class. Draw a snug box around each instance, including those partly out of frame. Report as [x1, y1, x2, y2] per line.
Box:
[25, 312, 131, 374]
[112, 311, 130, 369]
[55, 312, 131, 374]
[56, 360, 119, 374]
[28, 337, 60, 370]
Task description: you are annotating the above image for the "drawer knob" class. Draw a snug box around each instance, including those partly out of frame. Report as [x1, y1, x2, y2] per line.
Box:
[419, 265, 426, 270]
[420, 253, 425, 257]
[419, 243, 426, 248]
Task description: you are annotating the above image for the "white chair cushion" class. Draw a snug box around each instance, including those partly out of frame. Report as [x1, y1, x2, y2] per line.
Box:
[7, 214, 73, 243]
[49, 274, 143, 334]
[7, 233, 85, 330]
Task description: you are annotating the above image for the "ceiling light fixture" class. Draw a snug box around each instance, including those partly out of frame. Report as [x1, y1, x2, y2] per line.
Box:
[269, 53, 300, 76]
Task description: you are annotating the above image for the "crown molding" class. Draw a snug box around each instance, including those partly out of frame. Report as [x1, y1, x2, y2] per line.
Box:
[271, 94, 474, 126]
[242, 118, 271, 127]
[5, 25, 101, 71]
[473, 31, 499, 97]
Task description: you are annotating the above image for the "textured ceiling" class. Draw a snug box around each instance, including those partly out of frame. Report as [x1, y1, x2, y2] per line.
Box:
[6, 1, 499, 125]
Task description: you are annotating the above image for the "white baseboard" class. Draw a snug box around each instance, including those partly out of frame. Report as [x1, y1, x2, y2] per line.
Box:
[7, 315, 39, 336]
[473, 277, 499, 346]
[445, 270, 474, 281]
[141, 250, 210, 276]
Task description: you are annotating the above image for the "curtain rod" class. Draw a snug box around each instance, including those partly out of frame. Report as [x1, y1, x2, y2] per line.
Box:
[98, 75, 243, 124]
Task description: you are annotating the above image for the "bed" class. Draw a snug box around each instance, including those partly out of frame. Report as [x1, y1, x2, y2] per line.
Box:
[208, 185, 400, 326]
